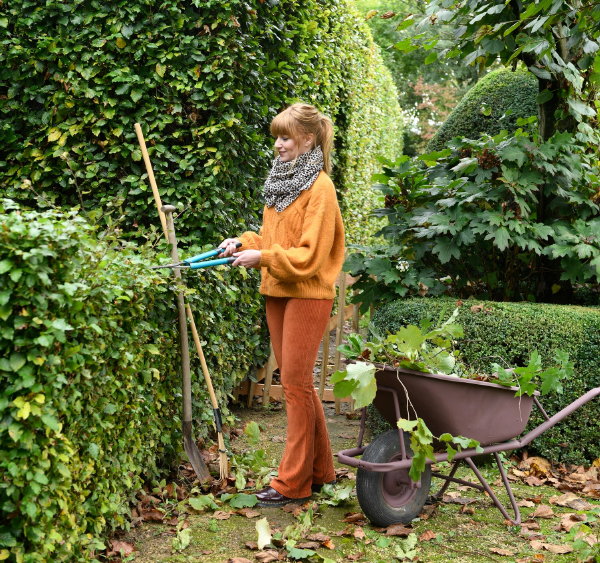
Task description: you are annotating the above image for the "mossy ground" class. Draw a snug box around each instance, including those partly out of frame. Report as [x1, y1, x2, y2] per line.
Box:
[115, 404, 599, 562]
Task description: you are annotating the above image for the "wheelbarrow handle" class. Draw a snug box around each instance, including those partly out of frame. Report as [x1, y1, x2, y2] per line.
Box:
[188, 257, 235, 269]
[184, 242, 241, 264]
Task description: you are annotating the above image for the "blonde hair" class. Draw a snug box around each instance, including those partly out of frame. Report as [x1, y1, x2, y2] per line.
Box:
[270, 103, 334, 174]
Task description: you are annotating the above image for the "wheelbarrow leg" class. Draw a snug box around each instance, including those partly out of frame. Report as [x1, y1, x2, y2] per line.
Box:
[464, 455, 521, 525]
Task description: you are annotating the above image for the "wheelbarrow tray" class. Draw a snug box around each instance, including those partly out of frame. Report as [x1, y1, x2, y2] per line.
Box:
[372, 365, 534, 446]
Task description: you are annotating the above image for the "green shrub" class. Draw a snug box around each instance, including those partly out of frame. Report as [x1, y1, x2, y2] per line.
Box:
[427, 68, 537, 151]
[370, 297, 600, 465]
[0, 0, 401, 247]
[0, 203, 268, 561]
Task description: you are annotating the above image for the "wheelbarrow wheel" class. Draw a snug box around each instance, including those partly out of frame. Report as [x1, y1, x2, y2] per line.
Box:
[356, 429, 431, 527]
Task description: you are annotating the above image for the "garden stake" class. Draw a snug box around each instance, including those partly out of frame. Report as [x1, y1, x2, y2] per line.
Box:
[162, 205, 210, 482]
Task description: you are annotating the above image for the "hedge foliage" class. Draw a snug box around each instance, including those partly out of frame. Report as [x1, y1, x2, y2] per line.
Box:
[0, 0, 402, 247]
[371, 297, 600, 465]
[0, 203, 268, 561]
[427, 68, 537, 151]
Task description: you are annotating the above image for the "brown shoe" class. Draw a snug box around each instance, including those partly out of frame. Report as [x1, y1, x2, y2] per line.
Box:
[255, 487, 310, 507]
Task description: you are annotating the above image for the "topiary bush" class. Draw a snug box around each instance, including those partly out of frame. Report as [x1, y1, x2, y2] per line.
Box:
[0, 202, 268, 561]
[370, 297, 600, 465]
[0, 0, 401, 247]
[427, 68, 537, 152]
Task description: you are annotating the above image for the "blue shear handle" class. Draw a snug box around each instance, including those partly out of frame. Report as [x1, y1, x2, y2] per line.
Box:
[189, 257, 235, 269]
[184, 242, 241, 264]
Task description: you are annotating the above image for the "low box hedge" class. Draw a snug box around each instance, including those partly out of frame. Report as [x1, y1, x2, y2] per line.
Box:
[370, 297, 600, 465]
[0, 204, 268, 561]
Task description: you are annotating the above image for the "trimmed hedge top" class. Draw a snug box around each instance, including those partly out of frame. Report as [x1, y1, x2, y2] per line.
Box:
[372, 297, 600, 465]
[427, 68, 537, 151]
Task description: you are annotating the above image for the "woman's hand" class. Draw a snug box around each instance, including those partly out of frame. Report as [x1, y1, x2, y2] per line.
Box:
[232, 249, 261, 268]
[218, 237, 241, 257]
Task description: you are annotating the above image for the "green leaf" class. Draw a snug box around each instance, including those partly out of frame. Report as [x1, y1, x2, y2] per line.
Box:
[228, 493, 258, 508]
[130, 89, 143, 103]
[0, 259, 13, 274]
[397, 418, 418, 432]
[9, 353, 26, 372]
[188, 495, 218, 511]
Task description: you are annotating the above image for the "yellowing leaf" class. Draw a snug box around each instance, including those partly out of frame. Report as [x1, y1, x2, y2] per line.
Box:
[47, 128, 61, 142]
[256, 517, 272, 550]
[0, 549, 10, 560]
[155, 63, 166, 77]
[116, 37, 127, 49]
[17, 401, 31, 420]
[32, 394, 45, 404]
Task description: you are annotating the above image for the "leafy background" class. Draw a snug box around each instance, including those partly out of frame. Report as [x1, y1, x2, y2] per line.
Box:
[0, 0, 402, 560]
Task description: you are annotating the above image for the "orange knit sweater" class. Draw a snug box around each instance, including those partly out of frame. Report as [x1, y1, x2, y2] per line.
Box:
[238, 171, 345, 299]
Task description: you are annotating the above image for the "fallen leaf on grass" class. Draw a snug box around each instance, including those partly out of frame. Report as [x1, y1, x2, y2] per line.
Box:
[343, 512, 367, 524]
[346, 553, 364, 561]
[517, 500, 536, 508]
[460, 505, 475, 515]
[419, 504, 437, 519]
[212, 510, 231, 520]
[574, 530, 598, 547]
[530, 540, 573, 554]
[519, 456, 552, 477]
[385, 524, 412, 537]
[555, 512, 586, 532]
[296, 541, 320, 550]
[524, 476, 546, 486]
[490, 547, 516, 556]
[353, 527, 366, 540]
[272, 435, 284, 443]
[442, 494, 476, 505]
[227, 558, 252, 563]
[245, 541, 258, 550]
[307, 532, 330, 543]
[521, 520, 541, 531]
[256, 517, 272, 550]
[140, 508, 164, 522]
[516, 556, 545, 562]
[107, 540, 135, 557]
[255, 552, 281, 563]
[236, 508, 261, 518]
[532, 505, 554, 519]
[549, 492, 592, 511]
[419, 530, 436, 542]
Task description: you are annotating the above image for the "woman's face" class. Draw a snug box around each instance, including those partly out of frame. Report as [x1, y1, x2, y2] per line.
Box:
[274, 133, 313, 162]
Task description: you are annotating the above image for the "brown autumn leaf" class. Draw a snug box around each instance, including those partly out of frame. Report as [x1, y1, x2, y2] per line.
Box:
[556, 513, 587, 532]
[521, 520, 541, 531]
[343, 512, 367, 524]
[490, 547, 516, 556]
[107, 540, 135, 557]
[519, 456, 552, 477]
[227, 558, 253, 563]
[419, 530, 437, 542]
[381, 11, 396, 18]
[296, 542, 320, 550]
[524, 475, 546, 486]
[272, 435, 285, 443]
[530, 540, 573, 554]
[140, 508, 164, 522]
[419, 504, 437, 520]
[532, 505, 555, 519]
[322, 539, 335, 550]
[574, 530, 598, 547]
[353, 527, 366, 540]
[385, 523, 412, 537]
[245, 541, 258, 550]
[237, 508, 261, 519]
[212, 510, 231, 520]
[460, 504, 475, 515]
[307, 533, 330, 543]
[549, 492, 592, 511]
[442, 494, 476, 505]
[255, 550, 281, 562]
[517, 500, 536, 508]
[346, 554, 363, 561]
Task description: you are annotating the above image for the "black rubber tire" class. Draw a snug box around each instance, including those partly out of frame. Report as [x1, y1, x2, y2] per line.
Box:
[356, 429, 432, 527]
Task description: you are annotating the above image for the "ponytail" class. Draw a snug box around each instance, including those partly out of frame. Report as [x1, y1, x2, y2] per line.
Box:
[270, 103, 335, 174]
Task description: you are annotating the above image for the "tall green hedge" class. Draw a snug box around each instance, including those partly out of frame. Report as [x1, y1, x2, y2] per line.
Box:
[0, 203, 268, 561]
[0, 0, 401, 246]
[427, 68, 537, 151]
[371, 298, 600, 465]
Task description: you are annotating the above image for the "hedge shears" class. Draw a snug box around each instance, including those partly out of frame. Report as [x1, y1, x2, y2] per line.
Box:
[151, 242, 241, 270]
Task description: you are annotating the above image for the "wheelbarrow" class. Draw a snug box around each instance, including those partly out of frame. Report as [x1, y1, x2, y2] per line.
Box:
[337, 365, 600, 527]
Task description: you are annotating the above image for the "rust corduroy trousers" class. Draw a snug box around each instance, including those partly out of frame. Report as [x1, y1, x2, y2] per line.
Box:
[266, 296, 336, 498]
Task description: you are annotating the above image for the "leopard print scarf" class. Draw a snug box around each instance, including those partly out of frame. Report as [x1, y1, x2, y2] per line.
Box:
[263, 146, 324, 212]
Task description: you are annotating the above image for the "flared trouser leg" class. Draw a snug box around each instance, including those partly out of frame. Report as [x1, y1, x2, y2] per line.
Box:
[266, 296, 336, 499]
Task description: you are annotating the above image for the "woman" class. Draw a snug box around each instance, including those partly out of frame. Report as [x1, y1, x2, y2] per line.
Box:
[220, 103, 345, 507]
